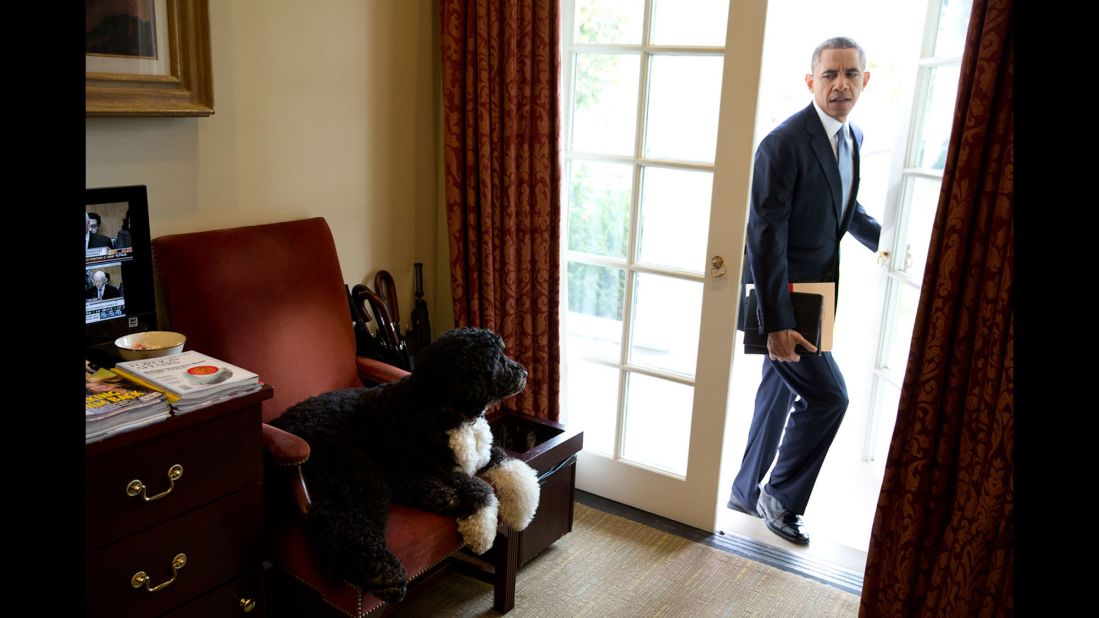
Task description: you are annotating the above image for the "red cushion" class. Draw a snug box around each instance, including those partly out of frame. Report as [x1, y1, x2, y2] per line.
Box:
[153, 218, 362, 422]
[274, 506, 464, 616]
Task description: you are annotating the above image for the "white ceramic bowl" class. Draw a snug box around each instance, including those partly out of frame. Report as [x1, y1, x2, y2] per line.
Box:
[114, 331, 186, 360]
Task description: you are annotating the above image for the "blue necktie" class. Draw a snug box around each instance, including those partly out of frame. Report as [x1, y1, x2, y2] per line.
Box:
[836, 126, 852, 220]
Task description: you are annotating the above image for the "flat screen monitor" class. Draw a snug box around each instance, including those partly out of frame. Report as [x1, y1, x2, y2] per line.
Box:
[85, 186, 157, 350]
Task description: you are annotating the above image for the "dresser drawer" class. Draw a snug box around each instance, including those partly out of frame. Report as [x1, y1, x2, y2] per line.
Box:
[85, 403, 262, 550]
[85, 485, 263, 618]
[162, 570, 265, 618]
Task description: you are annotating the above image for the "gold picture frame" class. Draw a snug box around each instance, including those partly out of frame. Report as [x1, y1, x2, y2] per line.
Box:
[86, 0, 214, 117]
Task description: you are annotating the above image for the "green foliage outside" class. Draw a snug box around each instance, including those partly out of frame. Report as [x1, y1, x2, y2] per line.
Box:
[567, 262, 626, 320]
[574, 1, 638, 45]
[567, 2, 638, 321]
[568, 161, 630, 257]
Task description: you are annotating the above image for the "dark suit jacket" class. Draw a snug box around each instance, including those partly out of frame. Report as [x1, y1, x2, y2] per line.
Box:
[87, 233, 113, 249]
[86, 284, 121, 300]
[738, 103, 881, 333]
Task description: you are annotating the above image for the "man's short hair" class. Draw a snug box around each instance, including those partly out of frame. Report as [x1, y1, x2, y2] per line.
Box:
[811, 37, 866, 73]
[88, 212, 102, 225]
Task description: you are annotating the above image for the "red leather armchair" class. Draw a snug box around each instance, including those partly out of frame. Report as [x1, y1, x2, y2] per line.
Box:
[152, 218, 486, 616]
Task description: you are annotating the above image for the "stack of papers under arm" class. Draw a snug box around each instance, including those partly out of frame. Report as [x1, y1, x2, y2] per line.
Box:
[742, 282, 835, 355]
[113, 350, 262, 414]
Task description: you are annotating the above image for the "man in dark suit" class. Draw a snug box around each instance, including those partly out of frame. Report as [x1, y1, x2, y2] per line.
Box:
[86, 270, 122, 301]
[86, 212, 113, 250]
[726, 37, 881, 545]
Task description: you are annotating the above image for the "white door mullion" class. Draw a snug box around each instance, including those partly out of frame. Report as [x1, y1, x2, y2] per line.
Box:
[901, 168, 946, 180]
[624, 363, 697, 387]
[611, 0, 658, 462]
[637, 158, 715, 172]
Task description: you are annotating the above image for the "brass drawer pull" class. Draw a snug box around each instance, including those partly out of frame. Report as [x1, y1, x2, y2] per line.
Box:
[239, 597, 256, 612]
[131, 553, 187, 592]
[127, 464, 183, 502]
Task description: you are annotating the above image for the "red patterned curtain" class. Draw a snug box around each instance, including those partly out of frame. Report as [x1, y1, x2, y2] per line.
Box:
[861, 0, 1013, 615]
[439, 0, 561, 420]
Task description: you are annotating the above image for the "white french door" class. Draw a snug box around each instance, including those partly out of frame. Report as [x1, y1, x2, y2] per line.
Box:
[861, 0, 973, 470]
[560, 0, 767, 531]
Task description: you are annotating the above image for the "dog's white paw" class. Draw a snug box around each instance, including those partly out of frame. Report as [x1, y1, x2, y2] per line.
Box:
[481, 458, 540, 531]
[457, 493, 499, 554]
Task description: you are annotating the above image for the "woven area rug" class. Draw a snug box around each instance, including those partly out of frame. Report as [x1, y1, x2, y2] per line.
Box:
[395, 503, 861, 617]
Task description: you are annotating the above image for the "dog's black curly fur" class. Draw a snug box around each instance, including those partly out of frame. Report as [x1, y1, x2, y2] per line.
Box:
[270, 327, 528, 603]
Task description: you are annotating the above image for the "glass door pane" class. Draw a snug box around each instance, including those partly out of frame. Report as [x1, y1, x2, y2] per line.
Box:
[869, 379, 901, 475]
[629, 273, 703, 376]
[899, 176, 943, 281]
[622, 372, 694, 475]
[567, 160, 633, 258]
[932, 0, 974, 57]
[571, 53, 641, 156]
[573, 0, 645, 44]
[566, 262, 626, 361]
[650, 0, 730, 46]
[883, 282, 921, 379]
[636, 167, 713, 272]
[566, 359, 621, 456]
[912, 66, 961, 171]
[644, 55, 724, 163]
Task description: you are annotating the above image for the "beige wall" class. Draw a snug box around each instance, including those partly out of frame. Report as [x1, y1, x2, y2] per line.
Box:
[86, 0, 453, 336]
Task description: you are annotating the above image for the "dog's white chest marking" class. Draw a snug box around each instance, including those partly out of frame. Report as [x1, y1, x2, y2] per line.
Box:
[448, 415, 493, 476]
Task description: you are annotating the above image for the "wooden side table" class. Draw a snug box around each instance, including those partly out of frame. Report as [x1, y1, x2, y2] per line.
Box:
[85, 386, 273, 617]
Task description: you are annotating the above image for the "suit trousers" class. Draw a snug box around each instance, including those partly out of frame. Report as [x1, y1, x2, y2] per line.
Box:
[730, 351, 849, 515]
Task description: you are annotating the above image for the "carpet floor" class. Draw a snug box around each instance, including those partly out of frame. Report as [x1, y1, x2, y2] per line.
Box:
[393, 503, 861, 617]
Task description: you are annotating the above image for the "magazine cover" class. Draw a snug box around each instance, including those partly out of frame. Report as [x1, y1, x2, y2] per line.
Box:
[86, 365, 167, 419]
[114, 350, 260, 401]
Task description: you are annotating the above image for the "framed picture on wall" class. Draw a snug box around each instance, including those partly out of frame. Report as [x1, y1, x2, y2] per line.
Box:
[86, 0, 214, 117]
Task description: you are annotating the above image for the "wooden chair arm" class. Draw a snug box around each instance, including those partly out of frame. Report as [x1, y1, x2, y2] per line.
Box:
[356, 355, 410, 385]
[262, 423, 311, 465]
[262, 423, 313, 516]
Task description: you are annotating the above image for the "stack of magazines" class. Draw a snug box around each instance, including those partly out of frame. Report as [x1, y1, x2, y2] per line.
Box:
[112, 350, 262, 413]
[86, 363, 171, 442]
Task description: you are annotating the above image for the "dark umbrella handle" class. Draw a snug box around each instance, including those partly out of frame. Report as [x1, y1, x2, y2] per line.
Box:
[374, 270, 400, 330]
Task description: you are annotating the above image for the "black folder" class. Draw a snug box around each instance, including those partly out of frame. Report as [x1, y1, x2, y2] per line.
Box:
[743, 288, 823, 356]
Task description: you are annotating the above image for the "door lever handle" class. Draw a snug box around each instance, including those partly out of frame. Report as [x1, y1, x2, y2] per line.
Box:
[710, 256, 727, 278]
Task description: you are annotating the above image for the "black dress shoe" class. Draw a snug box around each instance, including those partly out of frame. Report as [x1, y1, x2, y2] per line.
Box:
[764, 512, 810, 545]
[756, 487, 810, 545]
[726, 495, 761, 518]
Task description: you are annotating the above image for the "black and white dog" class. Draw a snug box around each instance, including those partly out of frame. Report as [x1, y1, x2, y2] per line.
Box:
[271, 327, 540, 602]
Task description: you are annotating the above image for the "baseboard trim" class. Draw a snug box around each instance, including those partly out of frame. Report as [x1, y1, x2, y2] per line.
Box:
[576, 491, 864, 596]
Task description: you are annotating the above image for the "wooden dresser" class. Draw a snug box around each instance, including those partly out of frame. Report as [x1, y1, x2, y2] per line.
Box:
[85, 386, 272, 617]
